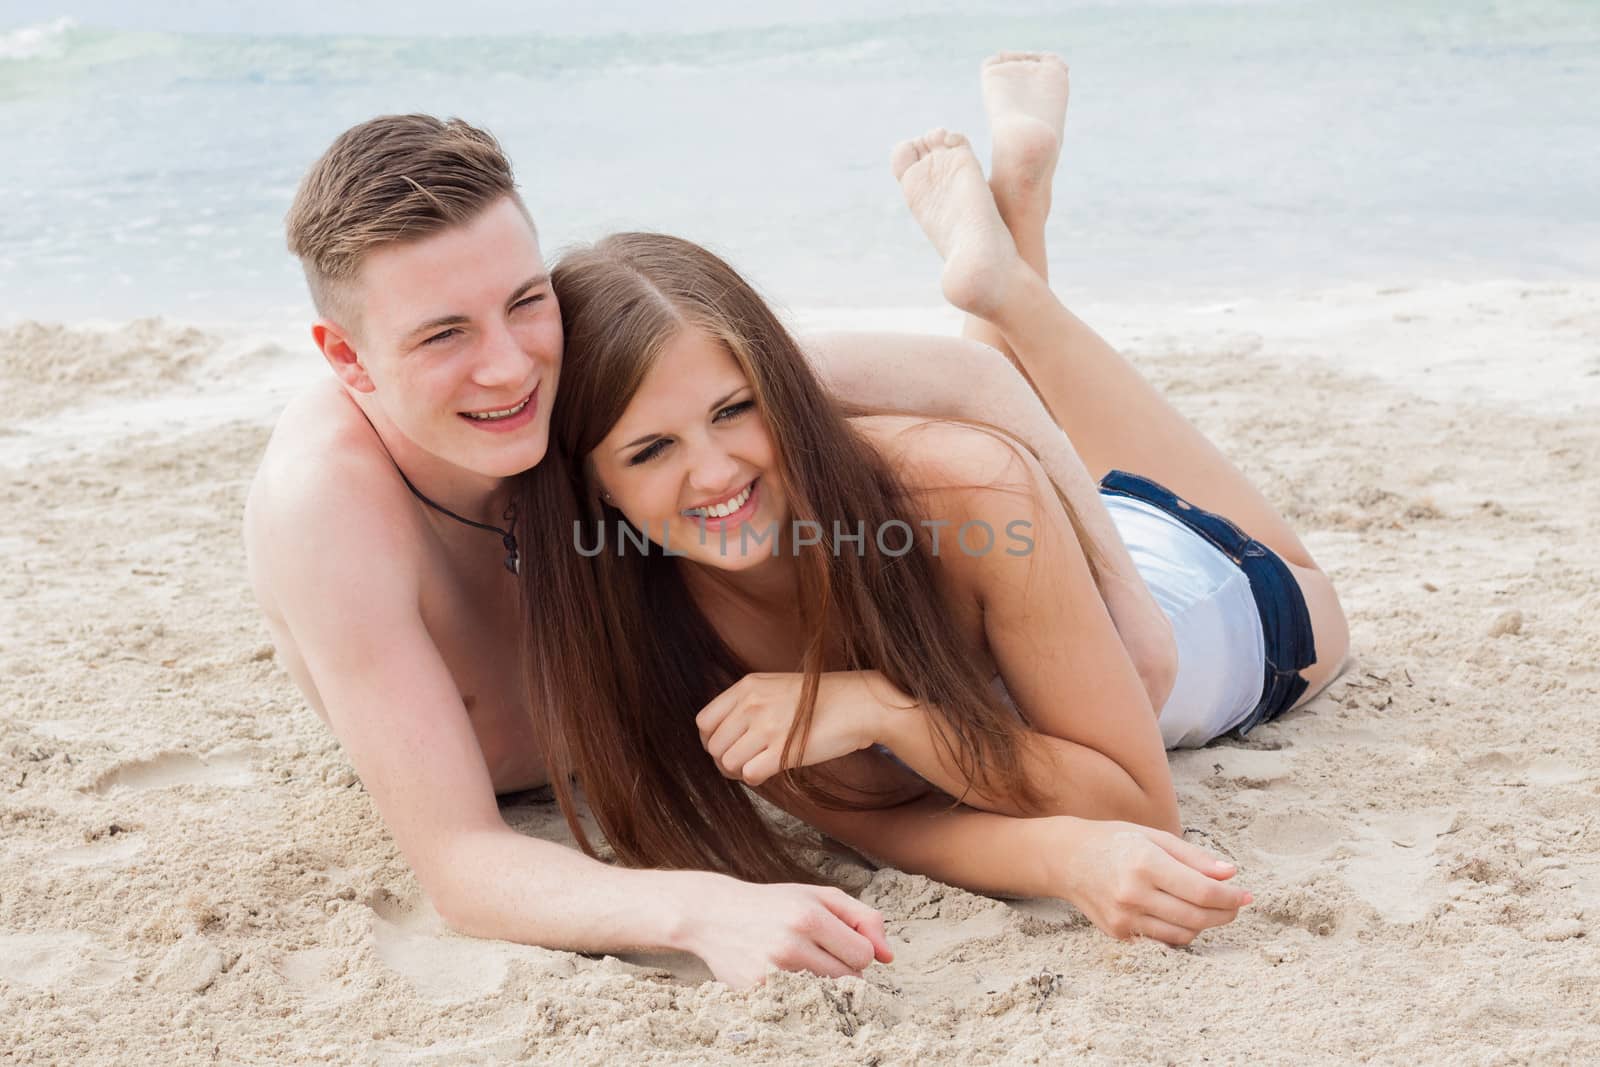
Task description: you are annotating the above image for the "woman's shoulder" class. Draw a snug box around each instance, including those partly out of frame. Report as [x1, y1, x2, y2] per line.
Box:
[848, 415, 1042, 498]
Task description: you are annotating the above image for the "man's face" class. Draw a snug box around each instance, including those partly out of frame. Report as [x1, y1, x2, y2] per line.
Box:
[347, 196, 563, 480]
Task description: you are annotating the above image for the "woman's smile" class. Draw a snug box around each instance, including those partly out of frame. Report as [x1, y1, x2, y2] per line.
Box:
[681, 477, 761, 532]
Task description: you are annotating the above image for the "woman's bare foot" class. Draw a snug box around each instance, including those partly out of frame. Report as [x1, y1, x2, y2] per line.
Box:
[891, 128, 1028, 320]
[981, 52, 1070, 238]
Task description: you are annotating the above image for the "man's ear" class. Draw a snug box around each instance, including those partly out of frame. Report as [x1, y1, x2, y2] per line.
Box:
[311, 320, 375, 393]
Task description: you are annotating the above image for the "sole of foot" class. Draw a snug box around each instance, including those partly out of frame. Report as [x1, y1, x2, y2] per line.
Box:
[891, 127, 1027, 319]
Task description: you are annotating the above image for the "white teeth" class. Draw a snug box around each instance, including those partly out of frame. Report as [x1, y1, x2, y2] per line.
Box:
[686, 482, 753, 519]
[464, 394, 531, 421]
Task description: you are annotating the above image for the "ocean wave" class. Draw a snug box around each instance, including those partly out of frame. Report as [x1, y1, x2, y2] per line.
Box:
[0, 16, 936, 83]
[0, 16, 80, 61]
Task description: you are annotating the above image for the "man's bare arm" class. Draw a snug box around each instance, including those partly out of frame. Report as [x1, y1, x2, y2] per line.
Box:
[247, 453, 695, 947]
[245, 443, 889, 986]
[801, 330, 1177, 710]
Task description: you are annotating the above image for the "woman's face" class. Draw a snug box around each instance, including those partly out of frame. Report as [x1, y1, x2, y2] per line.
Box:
[588, 325, 789, 571]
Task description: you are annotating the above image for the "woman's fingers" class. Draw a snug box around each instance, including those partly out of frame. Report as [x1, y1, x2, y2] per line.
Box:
[695, 683, 745, 739]
[1147, 829, 1242, 882]
[1142, 889, 1241, 935]
[702, 714, 751, 764]
[717, 729, 770, 778]
[740, 749, 782, 786]
[1150, 850, 1252, 912]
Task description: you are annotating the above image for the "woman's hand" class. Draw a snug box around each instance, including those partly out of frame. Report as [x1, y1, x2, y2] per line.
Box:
[1052, 819, 1252, 946]
[696, 670, 915, 786]
[672, 873, 894, 989]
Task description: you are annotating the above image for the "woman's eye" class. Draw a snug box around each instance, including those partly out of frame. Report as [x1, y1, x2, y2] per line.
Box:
[628, 440, 668, 466]
[715, 400, 754, 422]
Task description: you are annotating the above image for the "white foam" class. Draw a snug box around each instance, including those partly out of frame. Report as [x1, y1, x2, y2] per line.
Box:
[0, 17, 78, 62]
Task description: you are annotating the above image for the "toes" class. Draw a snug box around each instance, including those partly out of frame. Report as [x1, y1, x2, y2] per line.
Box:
[984, 51, 1041, 67]
[892, 128, 975, 181]
[889, 139, 922, 181]
[979, 50, 1068, 79]
[982, 50, 1067, 69]
[922, 127, 968, 150]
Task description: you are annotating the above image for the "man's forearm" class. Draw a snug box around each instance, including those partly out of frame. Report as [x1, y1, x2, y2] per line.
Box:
[433, 827, 706, 956]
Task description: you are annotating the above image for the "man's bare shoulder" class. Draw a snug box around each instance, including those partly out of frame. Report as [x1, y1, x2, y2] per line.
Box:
[245, 380, 424, 613]
[848, 414, 1036, 495]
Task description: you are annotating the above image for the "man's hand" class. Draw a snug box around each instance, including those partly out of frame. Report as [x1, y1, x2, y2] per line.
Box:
[695, 671, 915, 786]
[1053, 819, 1252, 946]
[672, 874, 894, 989]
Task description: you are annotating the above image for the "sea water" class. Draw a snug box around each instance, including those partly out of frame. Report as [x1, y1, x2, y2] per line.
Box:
[2, 1, 1598, 325]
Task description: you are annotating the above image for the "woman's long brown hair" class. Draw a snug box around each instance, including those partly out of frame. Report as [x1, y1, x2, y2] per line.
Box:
[518, 233, 1083, 883]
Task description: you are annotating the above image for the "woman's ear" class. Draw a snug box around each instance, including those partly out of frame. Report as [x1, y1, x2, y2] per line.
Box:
[584, 458, 615, 506]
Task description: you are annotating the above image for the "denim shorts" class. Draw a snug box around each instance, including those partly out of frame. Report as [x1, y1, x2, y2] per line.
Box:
[1098, 470, 1318, 736]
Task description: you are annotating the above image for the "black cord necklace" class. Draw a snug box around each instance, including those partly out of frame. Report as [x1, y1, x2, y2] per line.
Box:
[393, 467, 520, 575]
[352, 404, 520, 574]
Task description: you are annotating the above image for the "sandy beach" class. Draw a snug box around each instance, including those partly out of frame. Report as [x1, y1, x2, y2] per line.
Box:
[2, 281, 1597, 1063]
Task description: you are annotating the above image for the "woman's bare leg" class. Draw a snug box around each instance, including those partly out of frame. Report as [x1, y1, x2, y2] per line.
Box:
[893, 129, 1349, 696]
[959, 52, 1069, 381]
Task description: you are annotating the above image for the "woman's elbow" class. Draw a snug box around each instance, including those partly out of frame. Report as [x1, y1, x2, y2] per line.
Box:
[1116, 790, 1183, 837]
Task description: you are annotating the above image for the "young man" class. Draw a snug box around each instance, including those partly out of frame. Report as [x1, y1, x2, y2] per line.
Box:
[247, 94, 1225, 990]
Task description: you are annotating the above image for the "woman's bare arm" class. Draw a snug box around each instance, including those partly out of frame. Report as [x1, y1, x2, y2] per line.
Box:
[857, 419, 1181, 831]
[766, 754, 1248, 946]
[804, 331, 1176, 710]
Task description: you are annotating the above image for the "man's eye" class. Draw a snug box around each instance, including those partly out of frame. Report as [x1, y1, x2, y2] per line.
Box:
[715, 401, 754, 422]
[423, 328, 460, 346]
[513, 293, 545, 310]
[629, 440, 668, 466]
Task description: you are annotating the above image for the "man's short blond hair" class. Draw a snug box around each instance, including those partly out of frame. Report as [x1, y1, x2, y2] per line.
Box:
[285, 114, 527, 329]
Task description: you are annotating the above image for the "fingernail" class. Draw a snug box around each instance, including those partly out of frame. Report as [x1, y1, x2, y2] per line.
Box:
[1215, 860, 1235, 870]
[1241, 892, 1254, 905]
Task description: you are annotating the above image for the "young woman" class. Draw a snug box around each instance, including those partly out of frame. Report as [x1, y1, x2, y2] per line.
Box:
[517, 56, 1349, 956]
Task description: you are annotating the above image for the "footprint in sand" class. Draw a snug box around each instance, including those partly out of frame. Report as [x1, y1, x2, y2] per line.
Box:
[1251, 809, 1458, 925]
[1466, 751, 1587, 787]
[1338, 810, 1458, 924]
[366, 895, 578, 1003]
[0, 930, 132, 990]
[274, 945, 363, 1010]
[1250, 812, 1346, 856]
[88, 746, 260, 795]
[1173, 746, 1296, 790]
[50, 833, 147, 868]
[1524, 757, 1588, 786]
